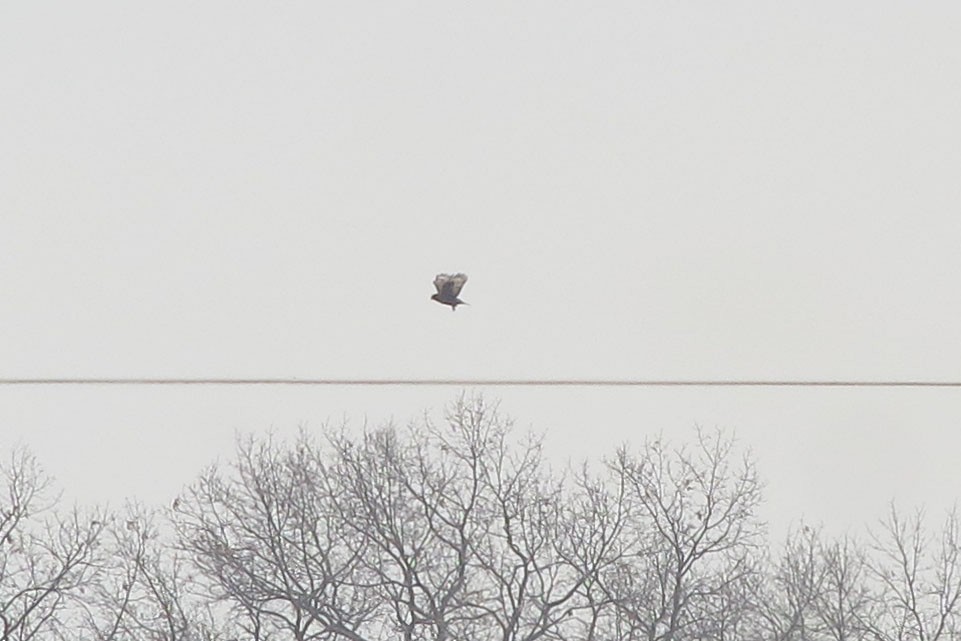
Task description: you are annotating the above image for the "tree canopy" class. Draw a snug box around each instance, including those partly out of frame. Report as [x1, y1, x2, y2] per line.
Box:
[1, 395, 958, 641]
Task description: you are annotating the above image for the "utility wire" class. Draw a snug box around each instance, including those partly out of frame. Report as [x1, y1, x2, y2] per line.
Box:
[0, 378, 959, 387]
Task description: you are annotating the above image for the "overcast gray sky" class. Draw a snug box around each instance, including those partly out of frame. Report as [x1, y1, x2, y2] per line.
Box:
[2, 2, 960, 538]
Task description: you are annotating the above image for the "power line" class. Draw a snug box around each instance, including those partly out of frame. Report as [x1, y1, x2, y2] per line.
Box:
[0, 378, 960, 387]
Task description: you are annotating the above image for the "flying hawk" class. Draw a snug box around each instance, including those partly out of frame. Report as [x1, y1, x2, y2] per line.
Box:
[431, 273, 468, 311]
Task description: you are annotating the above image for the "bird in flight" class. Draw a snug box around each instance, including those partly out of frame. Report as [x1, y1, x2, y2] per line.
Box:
[431, 273, 469, 311]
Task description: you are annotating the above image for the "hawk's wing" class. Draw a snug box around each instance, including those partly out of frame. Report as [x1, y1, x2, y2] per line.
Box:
[434, 273, 452, 295]
[445, 273, 468, 297]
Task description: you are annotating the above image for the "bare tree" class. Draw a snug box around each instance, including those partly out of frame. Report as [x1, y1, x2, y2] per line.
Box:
[325, 405, 494, 641]
[601, 428, 764, 641]
[72, 502, 221, 641]
[0, 446, 106, 640]
[755, 524, 831, 640]
[175, 433, 377, 641]
[816, 534, 871, 641]
[463, 402, 581, 641]
[556, 461, 631, 641]
[326, 395, 608, 641]
[864, 505, 961, 641]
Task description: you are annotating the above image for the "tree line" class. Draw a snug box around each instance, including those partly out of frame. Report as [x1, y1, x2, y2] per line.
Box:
[1, 395, 959, 640]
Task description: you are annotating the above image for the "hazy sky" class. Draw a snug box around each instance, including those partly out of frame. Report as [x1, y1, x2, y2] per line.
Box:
[2, 2, 960, 538]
